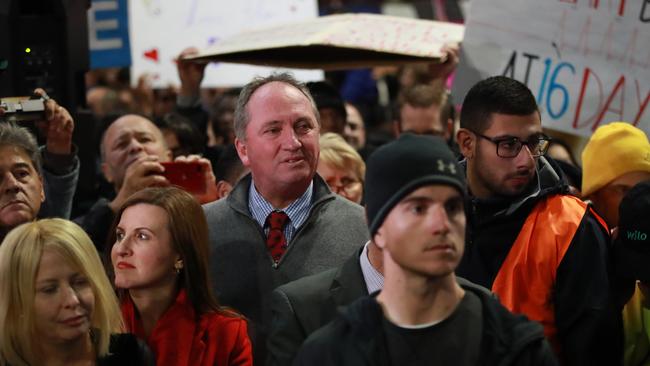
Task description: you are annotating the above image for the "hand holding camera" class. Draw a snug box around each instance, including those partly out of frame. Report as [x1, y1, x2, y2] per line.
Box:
[35, 89, 75, 155]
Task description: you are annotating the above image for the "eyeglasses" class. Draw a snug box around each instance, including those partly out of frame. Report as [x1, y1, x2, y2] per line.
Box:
[326, 177, 362, 195]
[471, 130, 551, 158]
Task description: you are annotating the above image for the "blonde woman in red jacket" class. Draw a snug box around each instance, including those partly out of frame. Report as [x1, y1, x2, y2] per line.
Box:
[109, 186, 252, 366]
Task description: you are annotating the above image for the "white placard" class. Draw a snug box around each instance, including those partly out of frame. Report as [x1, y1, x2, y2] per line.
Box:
[128, 0, 323, 87]
[452, 0, 650, 137]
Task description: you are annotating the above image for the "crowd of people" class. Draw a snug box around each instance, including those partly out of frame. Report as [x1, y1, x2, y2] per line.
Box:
[0, 39, 649, 366]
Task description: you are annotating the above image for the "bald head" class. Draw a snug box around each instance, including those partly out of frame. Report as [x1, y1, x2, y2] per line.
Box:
[100, 114, 171, 190]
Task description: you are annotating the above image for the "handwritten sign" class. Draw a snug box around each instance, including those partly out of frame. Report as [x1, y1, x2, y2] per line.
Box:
[128, 0, 322, 87]
[189, 14, 465, 70]
[452, 0, 649, 136]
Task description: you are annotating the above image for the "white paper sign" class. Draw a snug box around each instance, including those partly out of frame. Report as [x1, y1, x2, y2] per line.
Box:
[128, 0, 323, 87]
[452, 0, 650, 136]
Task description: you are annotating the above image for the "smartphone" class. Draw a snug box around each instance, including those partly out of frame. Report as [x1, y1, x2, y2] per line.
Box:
[161, 162, 206, 194]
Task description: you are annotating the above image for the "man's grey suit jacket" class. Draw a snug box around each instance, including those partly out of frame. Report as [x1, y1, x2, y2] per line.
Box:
[267, 249, 367, 366]
[203, 174, 369, 362]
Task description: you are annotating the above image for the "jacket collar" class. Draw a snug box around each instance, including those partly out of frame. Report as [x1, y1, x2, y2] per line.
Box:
[329, 247, 369, 308]
[226, 173, 336, 217]
[464, 156, 568, 219]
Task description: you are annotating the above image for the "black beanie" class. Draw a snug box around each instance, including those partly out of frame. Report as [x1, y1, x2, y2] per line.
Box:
[364, 134, 466, 236]
[614, 180, 650, 281]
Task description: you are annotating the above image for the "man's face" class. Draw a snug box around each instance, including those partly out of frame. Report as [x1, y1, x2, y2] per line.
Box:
[235, 82, 320, 198]
[468, 112, 541, 198]
[399, 103, 447, 138]
[590, 171, 650, 228]
[101, 115, 171, 189]
[375, 185, 465, 278]
[343, 104, 365, 150]
[0, 145, 45, 230]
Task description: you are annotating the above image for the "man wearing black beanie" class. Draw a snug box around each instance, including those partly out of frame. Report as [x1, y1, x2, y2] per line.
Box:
[294, 134, 557, 366]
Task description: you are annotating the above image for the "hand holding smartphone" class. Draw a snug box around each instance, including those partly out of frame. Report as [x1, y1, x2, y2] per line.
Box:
[161, 161, 207, 195]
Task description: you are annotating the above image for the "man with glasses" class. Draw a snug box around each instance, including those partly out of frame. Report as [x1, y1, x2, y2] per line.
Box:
[455, 76, 619, 365]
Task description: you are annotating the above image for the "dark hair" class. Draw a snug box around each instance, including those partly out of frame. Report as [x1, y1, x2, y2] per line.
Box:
[0, 123, 42, 176]
[460, 76, 539, 133]
[214, 144, 246, 184]
[547, 137, 579, 167]
[108, 187, 224, 315]
[155, 112, 204, 157]
[208, 89, 240, 144]
[306, 81, 346, 121]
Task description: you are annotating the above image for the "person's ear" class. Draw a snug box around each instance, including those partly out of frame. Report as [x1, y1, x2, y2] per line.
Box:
[456, 128, 475, 159]
[216, 180, 233, 200]
[392, 120, 401, 138]
[101, 162, 114, 183]
[235, 138, 250, 167]
[174, 259, 184, 274]
[373, 227, 387, 250]
[38, 175, 45, 203]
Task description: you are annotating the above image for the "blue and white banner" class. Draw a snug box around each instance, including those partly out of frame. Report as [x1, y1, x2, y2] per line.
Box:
[88, 0, 131, 69]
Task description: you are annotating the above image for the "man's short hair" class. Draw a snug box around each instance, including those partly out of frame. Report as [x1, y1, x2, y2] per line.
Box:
[306, 81, 347, 121]
[397, 83, 448, 116]
[156, 112, 204, 156]
[460, 76, 539, 133]
[233, 73, 320, 141]
[0, 123, 42, 175]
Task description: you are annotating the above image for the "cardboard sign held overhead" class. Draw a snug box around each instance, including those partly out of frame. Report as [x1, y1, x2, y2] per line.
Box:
[186, 13, 465, 70]
[452, 0, 649, 137]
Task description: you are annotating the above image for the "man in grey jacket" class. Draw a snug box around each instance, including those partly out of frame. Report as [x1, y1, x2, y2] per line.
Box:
[203, 73, 369, 362]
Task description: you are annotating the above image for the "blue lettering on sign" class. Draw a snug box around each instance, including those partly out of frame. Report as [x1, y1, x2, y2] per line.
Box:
[88, 0, 131, 69]
[536, 58, 576, 120]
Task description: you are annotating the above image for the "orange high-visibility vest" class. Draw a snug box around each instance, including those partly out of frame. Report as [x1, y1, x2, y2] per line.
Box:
[491, 194, 607, 354]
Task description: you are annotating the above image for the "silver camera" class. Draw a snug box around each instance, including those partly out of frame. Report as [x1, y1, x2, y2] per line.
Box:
[0, 96, 47, 123]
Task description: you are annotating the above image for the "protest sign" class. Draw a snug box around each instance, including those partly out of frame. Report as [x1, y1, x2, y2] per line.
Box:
[128, 0, 322, 87]
[452, 0, 649, 136]
[187, 13, 465, 70]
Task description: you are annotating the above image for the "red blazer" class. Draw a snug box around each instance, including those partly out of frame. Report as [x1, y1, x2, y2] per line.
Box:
[122, 289, 253, 366]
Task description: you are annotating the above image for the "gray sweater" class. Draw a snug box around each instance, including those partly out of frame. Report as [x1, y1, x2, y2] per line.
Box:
[203, 173, 369, 360]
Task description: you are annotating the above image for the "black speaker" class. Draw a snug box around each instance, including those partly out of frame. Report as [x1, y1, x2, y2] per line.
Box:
[0, 0, 90, 112]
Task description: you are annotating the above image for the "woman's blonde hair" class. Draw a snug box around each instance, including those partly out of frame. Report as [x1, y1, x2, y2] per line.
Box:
[319, 132, 366, 184]
[0, 219, 124, 365]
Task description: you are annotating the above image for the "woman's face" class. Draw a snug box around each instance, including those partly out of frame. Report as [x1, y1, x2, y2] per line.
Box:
[111, 203, 180, 290]
[33, 248, 95, 346]
[317, 161, 363, 204]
